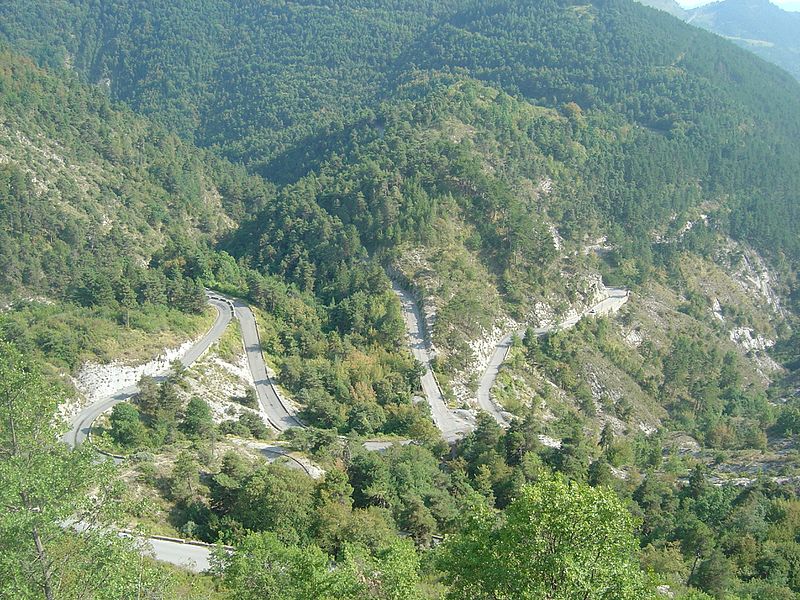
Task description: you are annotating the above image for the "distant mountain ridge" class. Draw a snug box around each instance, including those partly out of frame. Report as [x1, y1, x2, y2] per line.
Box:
[640, 0, 689, 16]
[639, 0, 800, 79]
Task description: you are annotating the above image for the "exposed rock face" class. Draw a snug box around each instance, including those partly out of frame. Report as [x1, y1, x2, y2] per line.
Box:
[729, 327, 775, 353]
[70, 340, 195, 409]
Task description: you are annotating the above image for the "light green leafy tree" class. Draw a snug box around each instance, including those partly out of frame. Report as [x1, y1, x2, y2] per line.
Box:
[214, 531, 365, 600]
[0, 342, 175, 599]
[109, 402, 147, 449]
[215, 532, 424, 600]
[437, 475, 655, 600]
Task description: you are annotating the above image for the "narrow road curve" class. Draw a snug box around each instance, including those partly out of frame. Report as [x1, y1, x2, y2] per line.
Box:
[391, 282, 473, 442]
[63, 296, 232, 572]
[476, 288, 630, 425]
[65, 296, 233, 449]
[65, 285, 627, 569]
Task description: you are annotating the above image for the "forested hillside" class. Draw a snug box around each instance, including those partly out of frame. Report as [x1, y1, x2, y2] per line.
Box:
[2, 0, 798, 265]
[1, 1, 800, 599]
[689, 0, 800, 81]
[0, 50, 265, 296]
[0, 49, 437, 440]
[0, 49, 271, 372]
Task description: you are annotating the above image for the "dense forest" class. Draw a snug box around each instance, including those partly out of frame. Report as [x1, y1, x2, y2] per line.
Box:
[2, 0, 798, 263]
[1, 0, 800, 598]
[0, 52, 435, 438]
[8, 341, 800, 599]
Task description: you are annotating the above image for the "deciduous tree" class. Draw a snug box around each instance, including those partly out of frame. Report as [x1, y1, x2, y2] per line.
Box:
[437, 475, 654, 599]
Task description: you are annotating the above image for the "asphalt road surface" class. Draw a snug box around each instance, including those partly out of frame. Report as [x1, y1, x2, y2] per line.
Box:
[138, 536, 213, 573]
[65, 293, 303, 572]
[392, 282, 474, 442]
[476, 288, 630, 425]
[229, 298, 304, 432]
[64, 287, 628, 570]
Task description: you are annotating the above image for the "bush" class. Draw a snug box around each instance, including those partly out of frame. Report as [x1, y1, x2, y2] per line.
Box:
[109, 402, 147, 450]
[232, 387, 258, 409]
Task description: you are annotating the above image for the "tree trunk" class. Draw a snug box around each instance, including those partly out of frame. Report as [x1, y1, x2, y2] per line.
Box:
[31, 523, 54, 600]
[688, 553, 701, 584]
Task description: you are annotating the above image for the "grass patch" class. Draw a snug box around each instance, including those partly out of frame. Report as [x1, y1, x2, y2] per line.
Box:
[215, 320, 243, 363]
[2, 300, 216, 373]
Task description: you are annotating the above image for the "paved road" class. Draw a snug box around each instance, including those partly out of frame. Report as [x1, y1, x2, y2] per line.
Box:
[65, 292, 306, 572]
[231, 439, 324, 478]
[66, 292, 303, 571]
[476, 288, 630, 425]
[229, 298, 303, 432]
[362, 439, 414, 451]
[63, 291, 230, 574]
[392, 282, 474, 442]
[138, 536, 213, 573]
[64, 296, 232, 449]
[69, 522, 217, 574]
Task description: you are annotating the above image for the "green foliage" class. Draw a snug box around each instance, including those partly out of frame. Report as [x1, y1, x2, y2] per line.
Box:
[215, 532, 424, 600]
[632, 468, 800, 598]
[109, 402, 147, 449]
[215, 532, 362, 600]
[348, 444, 462, 539]
[220, 411, 270, 440]
[171, 451, 200, 502]
[234, 267, 428, 437]
[182, 397, 214, 439]
[109, 379, 222, 453]
[0, 51, 269, 307]
[0, 299, 211, 373]
[3, 1, 799, 264]
[523, 312, 772, 452]
[229, 463, 316, 545]
[0, 342, 179, 598]
[437, 475, 654, 599]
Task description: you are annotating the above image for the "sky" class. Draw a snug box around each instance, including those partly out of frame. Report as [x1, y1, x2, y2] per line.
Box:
[677, 0, 800, 9]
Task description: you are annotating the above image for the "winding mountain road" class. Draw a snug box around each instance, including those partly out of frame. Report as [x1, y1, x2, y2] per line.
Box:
[393, 282, 629, 436]
[65, 292, 304, 572]
[228, 298, 303, 432]
[476, 288, 630, 426]
[64, 283, 628, 570]
[64, 296, 233, 449]
[67, 293, 305, 450]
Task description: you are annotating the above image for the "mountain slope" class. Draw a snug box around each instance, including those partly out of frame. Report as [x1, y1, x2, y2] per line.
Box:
[2, 5, 800, 598]
[220, 76, 796, 435]
[0, 48, 439, 439]
[0, 1, 458, 169]
[689, 0, 800, 80]
[2, 0, 798, 268]
[1, 0, 798, 435]
[0, 49, 281, 375]
[0, 47, 282, 295]
[639, 0, 800, 80]
[639, 0, 688, 16]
